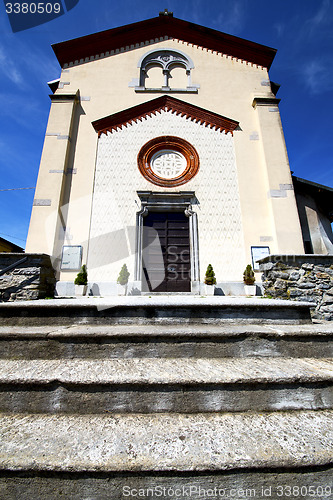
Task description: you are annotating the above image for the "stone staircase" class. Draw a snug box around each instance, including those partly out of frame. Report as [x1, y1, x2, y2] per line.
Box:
[0, 297, 333, 499]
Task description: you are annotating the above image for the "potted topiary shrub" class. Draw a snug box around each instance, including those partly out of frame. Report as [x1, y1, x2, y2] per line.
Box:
[74, 265, 88, 296]
[204, 264, 216, 295]
[117, 264, 130, 295]
[243, 264, 256, 296]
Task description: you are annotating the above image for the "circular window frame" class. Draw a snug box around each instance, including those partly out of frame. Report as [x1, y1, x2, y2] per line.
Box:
[137, 136, 200, 188]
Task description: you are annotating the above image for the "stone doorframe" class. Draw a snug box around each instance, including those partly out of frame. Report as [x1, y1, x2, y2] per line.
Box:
[135, 191, 200, 293]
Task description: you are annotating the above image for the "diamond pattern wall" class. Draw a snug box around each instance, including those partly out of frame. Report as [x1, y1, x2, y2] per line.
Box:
[88, 110, 245, 283]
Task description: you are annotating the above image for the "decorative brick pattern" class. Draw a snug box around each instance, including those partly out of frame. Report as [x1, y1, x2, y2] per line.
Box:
[88, 109, 245, 283]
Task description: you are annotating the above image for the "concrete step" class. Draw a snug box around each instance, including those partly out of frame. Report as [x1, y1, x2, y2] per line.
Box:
[1, 410, 332, 472]
[1, 323, 332, 359]
[0, 297, 314, 325]
[1, 358, 332, 413]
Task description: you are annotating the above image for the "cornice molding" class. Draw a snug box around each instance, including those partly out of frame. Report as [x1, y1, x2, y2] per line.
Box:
[252, 97, 281, 108]
[49, 91, 80, 103]
[92, 95, 239, 136]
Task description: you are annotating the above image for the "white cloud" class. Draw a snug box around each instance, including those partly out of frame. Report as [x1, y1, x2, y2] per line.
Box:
[302, 58, 333, 94]
[0, 45, 24, 85]
[310, 0, 331, 28]
[0, 26, 60, 95]
[26, 47, 61, 84]
[0, 91, 45, 130]
[185, 0, 202, 25]
[300, 0, 333, 39]
[274, 22, 285, 38]
[212, 1, 246, 34]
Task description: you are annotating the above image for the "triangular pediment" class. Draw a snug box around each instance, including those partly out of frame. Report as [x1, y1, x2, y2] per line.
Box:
[92, 96, 239, 136]
[52, 14, 276, 69]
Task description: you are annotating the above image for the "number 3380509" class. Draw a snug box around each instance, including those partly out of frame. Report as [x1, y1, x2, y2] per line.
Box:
[5, 3, 62, 14]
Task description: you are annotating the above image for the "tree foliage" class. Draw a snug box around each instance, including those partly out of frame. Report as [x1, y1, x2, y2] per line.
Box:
[204, 264, 216, 285]
[117, 264, 130, 285]
[243, 264, 255, 285]
[74, 265, 88, 286]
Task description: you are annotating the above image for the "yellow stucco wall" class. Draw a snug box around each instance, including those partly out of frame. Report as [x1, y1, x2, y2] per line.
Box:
[26, 38, 305, 284]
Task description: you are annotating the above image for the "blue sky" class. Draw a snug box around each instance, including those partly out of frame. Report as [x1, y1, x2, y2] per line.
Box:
[0, 0, 332, 248]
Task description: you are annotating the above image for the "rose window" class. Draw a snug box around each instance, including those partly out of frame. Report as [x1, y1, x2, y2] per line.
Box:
[151, 150, 187, 179]
[138, 136, 200, 188]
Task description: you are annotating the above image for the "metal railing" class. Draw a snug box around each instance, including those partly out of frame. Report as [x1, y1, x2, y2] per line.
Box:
[0, 256, 28, 277]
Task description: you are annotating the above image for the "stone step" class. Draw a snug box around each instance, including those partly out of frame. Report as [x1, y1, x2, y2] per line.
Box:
[0, 298, 330, 495]
[1, 358, 332, 413]
[1, 410, 332, 472]
[2, 466, 333, 500]
[0, 297, 314, 325]
[1, 323, 332, 359]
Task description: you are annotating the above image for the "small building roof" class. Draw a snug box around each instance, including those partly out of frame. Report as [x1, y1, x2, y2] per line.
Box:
[293, 175, 333, 222]
[52, 12, 277, 69]
[92, 95, 239, 136]
[0, 237, 24, 253]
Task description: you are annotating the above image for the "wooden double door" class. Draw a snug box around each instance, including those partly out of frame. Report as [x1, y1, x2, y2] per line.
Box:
[142, 211, 191, 292]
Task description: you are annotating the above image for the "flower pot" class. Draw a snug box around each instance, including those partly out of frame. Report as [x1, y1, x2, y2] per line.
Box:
[244, 284, 256, 296]
[117, 284, 127, 296]
[205, 284, 215, 296]
[75, 285, 87, 296]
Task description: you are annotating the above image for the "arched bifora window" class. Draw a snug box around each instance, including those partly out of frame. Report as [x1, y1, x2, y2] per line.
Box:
[129, 49, 200, 93]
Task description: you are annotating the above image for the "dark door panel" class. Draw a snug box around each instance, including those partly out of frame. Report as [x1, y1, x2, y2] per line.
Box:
[142, 212, 191, 292]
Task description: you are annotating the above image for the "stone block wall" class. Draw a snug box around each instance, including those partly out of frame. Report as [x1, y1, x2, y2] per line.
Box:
[259, 255, 333, 321]
[0, 254, 56, 301]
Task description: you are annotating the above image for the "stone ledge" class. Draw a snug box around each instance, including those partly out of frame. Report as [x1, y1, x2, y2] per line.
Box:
[1, 358, 333, 385]
[259, 254, 333, 266]
[0, 296, 315, 308]
[0, 322, 332, 338]
[0, 297, 314, 325]
[1, 410, 332, 471]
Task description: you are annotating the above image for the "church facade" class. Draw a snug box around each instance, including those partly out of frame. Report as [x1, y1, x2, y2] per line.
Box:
[25, 11, 333, 295]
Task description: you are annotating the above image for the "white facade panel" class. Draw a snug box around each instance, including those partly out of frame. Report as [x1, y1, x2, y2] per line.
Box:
[87, 109, 245, 284]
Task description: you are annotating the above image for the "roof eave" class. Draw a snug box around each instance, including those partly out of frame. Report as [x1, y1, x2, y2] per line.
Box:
[293, 175, 333, 195]
[92, 95, 239, 136]
[52, 15, 276, 69]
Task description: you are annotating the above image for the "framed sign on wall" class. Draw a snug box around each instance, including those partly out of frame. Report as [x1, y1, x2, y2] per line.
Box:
[251, 246, 270, 271]
[61, 245, 83, 270]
